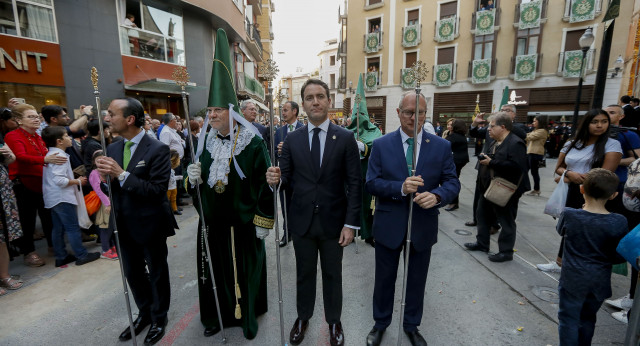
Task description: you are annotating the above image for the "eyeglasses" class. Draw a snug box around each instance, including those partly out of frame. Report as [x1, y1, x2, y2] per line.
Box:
[400, 110, 426, 118]
[24, 115, 39, 120]
[500, 108, 514, 112]
[207, 108, 226, 115]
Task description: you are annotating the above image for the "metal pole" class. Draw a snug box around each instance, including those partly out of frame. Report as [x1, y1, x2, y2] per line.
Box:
[90, 67, 137, 346]
[279, 108, 289, 246]
[572, 49, 588, 130]
[172, 67, 227, 343]
[354, 95, 360, 254]
[591, 18, 615, 110]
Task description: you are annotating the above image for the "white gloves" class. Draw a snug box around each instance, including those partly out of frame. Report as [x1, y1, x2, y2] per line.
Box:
[256, 226, 269, 239]
[187, 162, 202, 185]
[356, 141, 365, 153]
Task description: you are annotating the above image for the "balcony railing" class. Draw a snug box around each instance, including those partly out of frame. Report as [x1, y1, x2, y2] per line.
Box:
[402, 24, 421, 47]
[245, 22, 263, 57]
[557, 49, 596, 77]
[119, 26, 185, 65]
[434, 16, 460, 42]
[467, 58, 497, 79]
[562, 0, 603, 22]
[363, 31, 383, 53]
[471, 8, 501, 29]
[237, 72, 265, 101]
[514, 0, 548, 25]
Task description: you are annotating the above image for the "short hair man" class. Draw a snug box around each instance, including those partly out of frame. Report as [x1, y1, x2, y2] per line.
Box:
[364, 91, 460, 345]
[241, 99, 267, 138]
[266, 79, 361, 346]
[158, 112, 184, 159]
[620, 95, 640, 128]
[95, 97, 177, 345]
[41, 105, 89, 170]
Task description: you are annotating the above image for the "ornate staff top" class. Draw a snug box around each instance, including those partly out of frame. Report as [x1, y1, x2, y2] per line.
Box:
[172, 66, 190, 90]
[91, 67, 99, 91]
[354, 93, 362, 106]
[409, 60, 430, 86]
[259, 59, 279, 82]
[275, 89, 286, 104]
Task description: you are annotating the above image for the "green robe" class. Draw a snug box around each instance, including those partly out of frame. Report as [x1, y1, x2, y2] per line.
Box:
[191, 130, 274, 340]
[356, 139, 375, 240]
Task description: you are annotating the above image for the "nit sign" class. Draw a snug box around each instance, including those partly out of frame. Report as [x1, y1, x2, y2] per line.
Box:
[0, 48, 48, 73]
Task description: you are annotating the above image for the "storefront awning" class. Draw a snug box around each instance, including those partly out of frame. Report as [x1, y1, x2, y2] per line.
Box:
[124, 78, 198, 94]
[252, 99, 269, 111]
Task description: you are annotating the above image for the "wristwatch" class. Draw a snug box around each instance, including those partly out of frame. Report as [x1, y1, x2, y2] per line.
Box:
[118, 171, 127, 181]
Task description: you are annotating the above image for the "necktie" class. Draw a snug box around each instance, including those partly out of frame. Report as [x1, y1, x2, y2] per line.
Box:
[405, 137, 414, 176]
[311, 128, 321, 170]
[123, 141, 134, 170]
[217, 134, 230, 141]
[289, 124, 294, 132]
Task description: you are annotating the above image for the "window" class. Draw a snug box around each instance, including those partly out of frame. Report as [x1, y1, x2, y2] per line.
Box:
[118, 0, 185, 65]
[0, 0, 57, 42]
[474, 34, 494, 60]
[330, 55, 336, 66]
[330, 74, 336, 89]
[477, 0, 496, 11]
[368, 17, 381, 34]
[565, 29, 587, 51]
[440, 1, 457, 19]
[407, 9, 419, 26]
[437, 47, 455, 65]
[405, 52, 417, 68]
[367, 0, 382, 5]
[516, 27, 540, 56]
[330, 93, 336, 107]
[367, 57, 380, 72]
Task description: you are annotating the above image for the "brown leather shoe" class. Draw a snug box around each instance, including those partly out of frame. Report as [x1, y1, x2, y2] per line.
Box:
[289, 318, 308, 345]
[329, 322, 344, 346]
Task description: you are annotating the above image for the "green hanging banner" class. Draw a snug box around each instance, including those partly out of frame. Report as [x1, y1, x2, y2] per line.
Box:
[434, 64, 453, 87]
[436, 17, 456, 42]
[472, 59, 491, 84]
[570, 0, 596, 23]
[401, 68, 416, 89]
[365, 32, 380, 53]
[475, 9, 495, 36]
[514, 54, 537, 81]
[365, 72, 378, 91]
[402, 24, 420, 47]
[563, 50, 585, 78]
[603, 0, 620, 22]
[519, 0, 542, 29]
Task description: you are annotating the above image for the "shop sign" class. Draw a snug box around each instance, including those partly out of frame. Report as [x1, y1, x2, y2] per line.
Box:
[0, 35, 64, 87]
[0, 48, 48, 72]
[507, 89, 530, 106]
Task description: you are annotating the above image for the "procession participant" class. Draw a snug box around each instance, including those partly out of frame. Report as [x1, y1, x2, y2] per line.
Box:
[96, 97, 177, 345]
[365, 92, 459, 346]
[266, 78, 361, 346]
[186, 28, 273, 340]
[346, 73, 382, 247]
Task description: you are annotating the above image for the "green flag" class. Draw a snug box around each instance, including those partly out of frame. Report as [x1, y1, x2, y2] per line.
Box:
[499, 86, 510, 109]
[208, 28, 239, 113]
[603, 0, 620, 22]
[347, 73, 382, 146]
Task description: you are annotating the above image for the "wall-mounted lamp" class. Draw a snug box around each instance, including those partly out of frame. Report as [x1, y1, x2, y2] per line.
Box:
[611, 55, 624, 78]
[348, 81, 353, 94]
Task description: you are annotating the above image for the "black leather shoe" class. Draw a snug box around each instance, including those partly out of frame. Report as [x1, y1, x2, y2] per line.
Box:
[119, 315, 151, 341]
[329, 322, 344, 346]
[404, 329, 427, 346]
[173, 210, 182, 215]
[366, 327, 385, 346]
[488, 252, 513, 262]
[365, 237, 376, 248]
[75, 252, 100, 266]
[143, 319, 168, 345]
[279, 233, 291, 247]
[289, 318, 309, 345]
[203, 325, 220, 337]
[490, 225, 501, 235]
[464, 242, 489, 252]
[444, 204, 459, 211]
[464, 221, 477, 227]
[55, 254, 77, 267]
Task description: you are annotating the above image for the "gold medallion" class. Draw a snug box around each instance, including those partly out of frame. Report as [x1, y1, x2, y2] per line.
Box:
[214, 180, 226, 194]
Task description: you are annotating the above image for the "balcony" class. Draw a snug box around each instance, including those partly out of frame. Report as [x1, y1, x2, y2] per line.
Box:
[119, 26, 185, 65]
[364, 32, 383, 53]
[365, 71, 379, 91]
[432, 63, 457, 87]
[509, 54, 543, 81]
[402, 24, 421, 48]
[245, 22, 263, 60]
[557, 49, 596, 77]
[513, 0, 548, 27]
[237, 72, 265, 101]
[471, 8, 500, 34]
[467, 58, 497, 84]
[247, 0, 262, 15]
[434, 16, 459, 43]
[562, 0, 603, 22]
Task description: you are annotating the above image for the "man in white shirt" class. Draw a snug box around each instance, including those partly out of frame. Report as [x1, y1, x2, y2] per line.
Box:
[158, 113, 184, 159]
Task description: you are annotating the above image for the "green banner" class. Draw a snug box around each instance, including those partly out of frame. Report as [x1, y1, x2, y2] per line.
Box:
[365, 72, 378, 91]
[520, 0, 542, 29]
[365, 32, 380, 53]
[402, 25, 420, 47]
[401, 68, 416, 89]
[472, 59, 491, 84]
[603, 0, 620, 22]
[475, 9, 495, 36]
[563, 50, 584, 78]
[434, 64, 453, 87]
[514, 54, 537, 81]
[570, 0, 596, 23]
[436, 17, 456, 42]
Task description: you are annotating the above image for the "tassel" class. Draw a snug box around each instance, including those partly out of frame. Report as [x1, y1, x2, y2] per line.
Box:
[370, 196, 376, 215]
[236, 284, 242, 299]
[231, 226, 242, 319]
[235, 303, 242, 319]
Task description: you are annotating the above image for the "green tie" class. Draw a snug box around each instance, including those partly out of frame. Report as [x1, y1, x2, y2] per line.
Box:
[406, 137, 414, 176]
[289, 124, 294, 132]
[123, 141, 134, 170]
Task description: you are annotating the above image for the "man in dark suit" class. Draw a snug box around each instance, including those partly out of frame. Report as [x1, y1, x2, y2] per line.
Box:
[241, 100, 268, 138]
[266, 79, 361, 346]
[364, 92, 460, 346]
[272, 100, 303, 246]
[96, 98, 177, 345]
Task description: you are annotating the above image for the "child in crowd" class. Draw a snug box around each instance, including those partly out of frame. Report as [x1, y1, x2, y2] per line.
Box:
[556, 168, 628, 345]
[41, 126, 100, 267]
[167, 149, 182, 215]
[89, 150, 117, 260]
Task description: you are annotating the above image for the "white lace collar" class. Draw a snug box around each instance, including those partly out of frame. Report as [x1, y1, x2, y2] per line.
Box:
[205, 125, 254, 188]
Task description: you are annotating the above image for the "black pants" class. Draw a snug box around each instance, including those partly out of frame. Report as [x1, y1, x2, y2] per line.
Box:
[452, 162, 466, 206]
[528, 154, 543, 191]
[12, 183, 53, 254]
[280, 187, 292, 238]
[476, 193, 520, 253]
[292, 215, 343, 324]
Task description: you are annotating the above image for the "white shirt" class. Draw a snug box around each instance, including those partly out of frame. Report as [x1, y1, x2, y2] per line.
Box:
[307, 118, 330, 167]
[159, 125, 185, 159]
[42, 147, 77, 208]
[286, 120, 300, 131]
[423, 121, 436, 135]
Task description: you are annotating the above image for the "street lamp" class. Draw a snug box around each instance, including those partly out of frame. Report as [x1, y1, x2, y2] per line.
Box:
[572, 27, 595, 129]
[611, 55, 624, 78]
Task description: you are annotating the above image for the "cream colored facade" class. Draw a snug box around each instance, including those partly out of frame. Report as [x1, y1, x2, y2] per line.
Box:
[341, 0, 636, 132]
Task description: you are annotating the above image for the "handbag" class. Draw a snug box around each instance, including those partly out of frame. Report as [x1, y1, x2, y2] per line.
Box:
[617, 223, 640, 271]
[544, 171, 568, 218]
[74, 186, 93, 229]
[84, 191, 101, 216]
[484, 169, 521, 207]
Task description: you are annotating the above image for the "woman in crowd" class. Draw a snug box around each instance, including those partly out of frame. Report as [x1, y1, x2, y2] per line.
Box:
[525, 115, 549, 196]
[537, 109, 622, 272]
[444, 119, 469, 211]
[4, 104, 67, 267]
[0, 136, 23, 294]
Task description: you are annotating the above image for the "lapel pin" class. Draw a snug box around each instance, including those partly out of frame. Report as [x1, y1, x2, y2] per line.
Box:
[426, 139, 430, 143]
[332, 135, 336, 140]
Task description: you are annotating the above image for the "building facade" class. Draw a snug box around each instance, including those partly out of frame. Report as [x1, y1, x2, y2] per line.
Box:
[339, 0, 635, 132]
[317, 39, 345, 109]
[0, 0, 273, 118]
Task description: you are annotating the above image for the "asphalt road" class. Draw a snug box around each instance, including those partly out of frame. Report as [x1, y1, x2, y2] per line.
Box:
[0, 151, 631, 345]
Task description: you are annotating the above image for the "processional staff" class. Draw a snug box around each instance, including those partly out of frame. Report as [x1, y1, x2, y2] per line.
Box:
[274, 89, 290, 247]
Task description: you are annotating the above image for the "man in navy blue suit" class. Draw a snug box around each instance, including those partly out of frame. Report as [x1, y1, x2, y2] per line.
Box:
[365, 92, 460, 346]
[241, 100, 268, 138]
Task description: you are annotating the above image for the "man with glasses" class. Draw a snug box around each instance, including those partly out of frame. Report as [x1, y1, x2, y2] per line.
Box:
[364, 92, 459, 346]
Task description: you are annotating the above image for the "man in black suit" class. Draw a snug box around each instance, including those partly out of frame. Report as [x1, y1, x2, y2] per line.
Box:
[241, 100, 268, 138]
[96, 98, 177, 345]
[266, 79, 361, 346]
